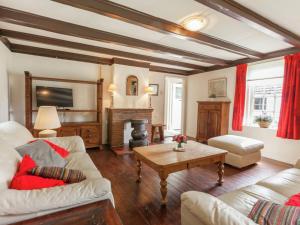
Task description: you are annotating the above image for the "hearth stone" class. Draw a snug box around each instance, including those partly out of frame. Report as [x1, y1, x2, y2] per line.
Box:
[129, 119, 149, 149]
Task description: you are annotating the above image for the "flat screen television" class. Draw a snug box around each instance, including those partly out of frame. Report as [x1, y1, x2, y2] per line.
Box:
[36, 86, 73, 107]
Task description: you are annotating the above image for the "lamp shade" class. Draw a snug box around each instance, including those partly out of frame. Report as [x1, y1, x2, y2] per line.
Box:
[108, 83, 116, 92]
[145, 86, 154, 94]
[34, 106, 61, 130]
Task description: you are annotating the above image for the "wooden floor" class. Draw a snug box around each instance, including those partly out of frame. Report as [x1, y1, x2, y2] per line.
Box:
[88, 146, 290, 225]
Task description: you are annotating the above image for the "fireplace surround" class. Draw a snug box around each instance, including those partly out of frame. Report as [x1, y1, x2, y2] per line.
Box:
[107, 108, 153, 148]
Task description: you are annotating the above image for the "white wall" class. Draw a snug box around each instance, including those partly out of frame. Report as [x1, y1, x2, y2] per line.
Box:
[112, 64, 149, 108]
[0, 42, 11, 122]
[186, 67, 300, 165]
[9, 53, 112, 142]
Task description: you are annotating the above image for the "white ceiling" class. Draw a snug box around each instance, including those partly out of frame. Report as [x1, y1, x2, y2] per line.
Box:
[0, 0, 298, 71]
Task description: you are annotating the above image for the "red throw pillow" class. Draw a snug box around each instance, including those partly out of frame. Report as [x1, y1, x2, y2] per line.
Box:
[10, 155, 65, 190]
[29, 140, 69, 158]
[286, 193, 300, 206]
[17, 155, 36, 176]
[10, 175, 65, 190]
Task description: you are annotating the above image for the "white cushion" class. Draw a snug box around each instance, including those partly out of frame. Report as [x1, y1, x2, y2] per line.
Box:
[257, 168, 300, 197]
[0, 178, 112, 215]
[0, 140, 21, 190]
[208, 135, 264, 155]
[218, 184, 287, 216]
[181, 191, 257, 225]
[0, 121, 34, 148]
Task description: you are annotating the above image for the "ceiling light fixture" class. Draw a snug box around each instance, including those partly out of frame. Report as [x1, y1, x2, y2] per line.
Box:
[181, 16, 207, 32]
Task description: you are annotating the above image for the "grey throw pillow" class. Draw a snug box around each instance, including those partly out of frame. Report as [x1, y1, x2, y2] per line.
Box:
[16, 140, 66, 167]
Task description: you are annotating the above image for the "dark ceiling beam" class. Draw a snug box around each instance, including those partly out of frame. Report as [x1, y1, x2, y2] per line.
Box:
[0, 6, 228, 66]
[149, 65, 190, 76]
[112, 57, 150, 69]
[190, 47, 300, 74]
[9, 43, 191, 75]
[194, 0, 300, 48]
[0, 36, 11, 50]
[10, 43, 112, 65]
[0, 29, 206, 70]
[52, 0, 263, 58]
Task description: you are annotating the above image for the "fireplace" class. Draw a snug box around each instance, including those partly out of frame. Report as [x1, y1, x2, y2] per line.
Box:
[107, 108, 153, 148]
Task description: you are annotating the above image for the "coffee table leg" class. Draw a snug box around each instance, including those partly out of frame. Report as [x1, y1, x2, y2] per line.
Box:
[136, 160, 142, 183]
[217, 161, 224, 185]
[159, 172, 168, 205]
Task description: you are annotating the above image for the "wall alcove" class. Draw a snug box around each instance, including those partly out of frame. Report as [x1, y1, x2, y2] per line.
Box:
[126, 75, 138, 96]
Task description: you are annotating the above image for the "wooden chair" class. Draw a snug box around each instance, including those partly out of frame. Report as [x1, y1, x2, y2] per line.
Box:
[151, 124, 165, 142]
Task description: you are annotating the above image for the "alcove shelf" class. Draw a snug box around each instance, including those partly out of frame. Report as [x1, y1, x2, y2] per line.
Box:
[25, 71, 103, 149]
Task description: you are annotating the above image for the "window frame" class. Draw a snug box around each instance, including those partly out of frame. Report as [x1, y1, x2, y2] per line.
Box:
[244, 77, 283, 129]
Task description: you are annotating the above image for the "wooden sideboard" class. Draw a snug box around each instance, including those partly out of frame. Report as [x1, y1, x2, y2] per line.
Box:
[25, 72, 103, 149]
[196, 101, 230, 143]
[33, 122, 101, 149]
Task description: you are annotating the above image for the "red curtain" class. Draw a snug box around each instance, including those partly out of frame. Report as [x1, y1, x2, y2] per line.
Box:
[277, 53, 300, 139]
[232, 64, 248, 131]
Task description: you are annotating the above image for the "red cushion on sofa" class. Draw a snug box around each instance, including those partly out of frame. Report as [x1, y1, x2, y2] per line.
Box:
[10, 175, 65, 190]
[286, 193, 300, 206]
[10, 155, 65, 190]
[29, 140, 69, 158]
[17, 155, 36, 176]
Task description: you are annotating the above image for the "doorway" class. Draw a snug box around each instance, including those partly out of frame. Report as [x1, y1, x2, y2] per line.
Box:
[164, 77, 185, 137]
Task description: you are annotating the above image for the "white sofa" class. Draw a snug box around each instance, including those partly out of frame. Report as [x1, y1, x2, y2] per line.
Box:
[181, 161, 300, 225]
[0, 121, 114, 225]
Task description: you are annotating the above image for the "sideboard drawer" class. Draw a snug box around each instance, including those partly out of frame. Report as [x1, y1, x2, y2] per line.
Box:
[59, 127, 80, 137]
[81, 126, 100, 146]
[198, 104, 221, 111]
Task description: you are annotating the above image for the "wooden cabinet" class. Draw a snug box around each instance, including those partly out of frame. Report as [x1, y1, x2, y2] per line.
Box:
[196, 101, 230, 143]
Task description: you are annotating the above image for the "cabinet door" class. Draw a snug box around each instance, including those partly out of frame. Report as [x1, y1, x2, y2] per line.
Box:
[197, 110, 209, 142]
[207, 110, 221, 139]
[81, 126, 100, 147]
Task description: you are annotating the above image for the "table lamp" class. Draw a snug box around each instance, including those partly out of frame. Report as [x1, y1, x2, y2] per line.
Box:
[34, 106, 61, 138]
[108, 83, 117, 108]
[145, 86, 154, 108]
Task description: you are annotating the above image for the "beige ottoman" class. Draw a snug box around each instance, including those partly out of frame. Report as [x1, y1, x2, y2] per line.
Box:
[208, 135, 264, 168]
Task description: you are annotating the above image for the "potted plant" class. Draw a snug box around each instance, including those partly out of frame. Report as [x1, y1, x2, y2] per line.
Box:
[172, 134, 187, 152]
[254, 114, 273, 128]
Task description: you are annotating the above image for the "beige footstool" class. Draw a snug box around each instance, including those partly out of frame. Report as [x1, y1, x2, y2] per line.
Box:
[208, 135, 264, 168]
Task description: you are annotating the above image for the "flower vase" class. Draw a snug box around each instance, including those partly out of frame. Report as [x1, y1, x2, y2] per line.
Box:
[173, 142, 185, 152]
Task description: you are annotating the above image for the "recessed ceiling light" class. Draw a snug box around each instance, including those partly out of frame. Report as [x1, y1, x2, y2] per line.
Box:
[181, 16, 207, 32]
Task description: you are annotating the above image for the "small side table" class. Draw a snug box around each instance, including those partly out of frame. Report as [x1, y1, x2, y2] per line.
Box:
[151, 124, 165, 142]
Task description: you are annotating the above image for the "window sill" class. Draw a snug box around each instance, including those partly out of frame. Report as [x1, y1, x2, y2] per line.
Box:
[243, 124, 278, 131]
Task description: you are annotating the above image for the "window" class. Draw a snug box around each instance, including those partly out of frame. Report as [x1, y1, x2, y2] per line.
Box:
[244, 60, 284, 128]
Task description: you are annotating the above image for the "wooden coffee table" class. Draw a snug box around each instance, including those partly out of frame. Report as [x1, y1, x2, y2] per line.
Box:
[133, 141, 227, 205]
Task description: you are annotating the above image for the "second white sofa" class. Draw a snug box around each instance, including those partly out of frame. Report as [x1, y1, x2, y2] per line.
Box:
[181, 161, 300, 225]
